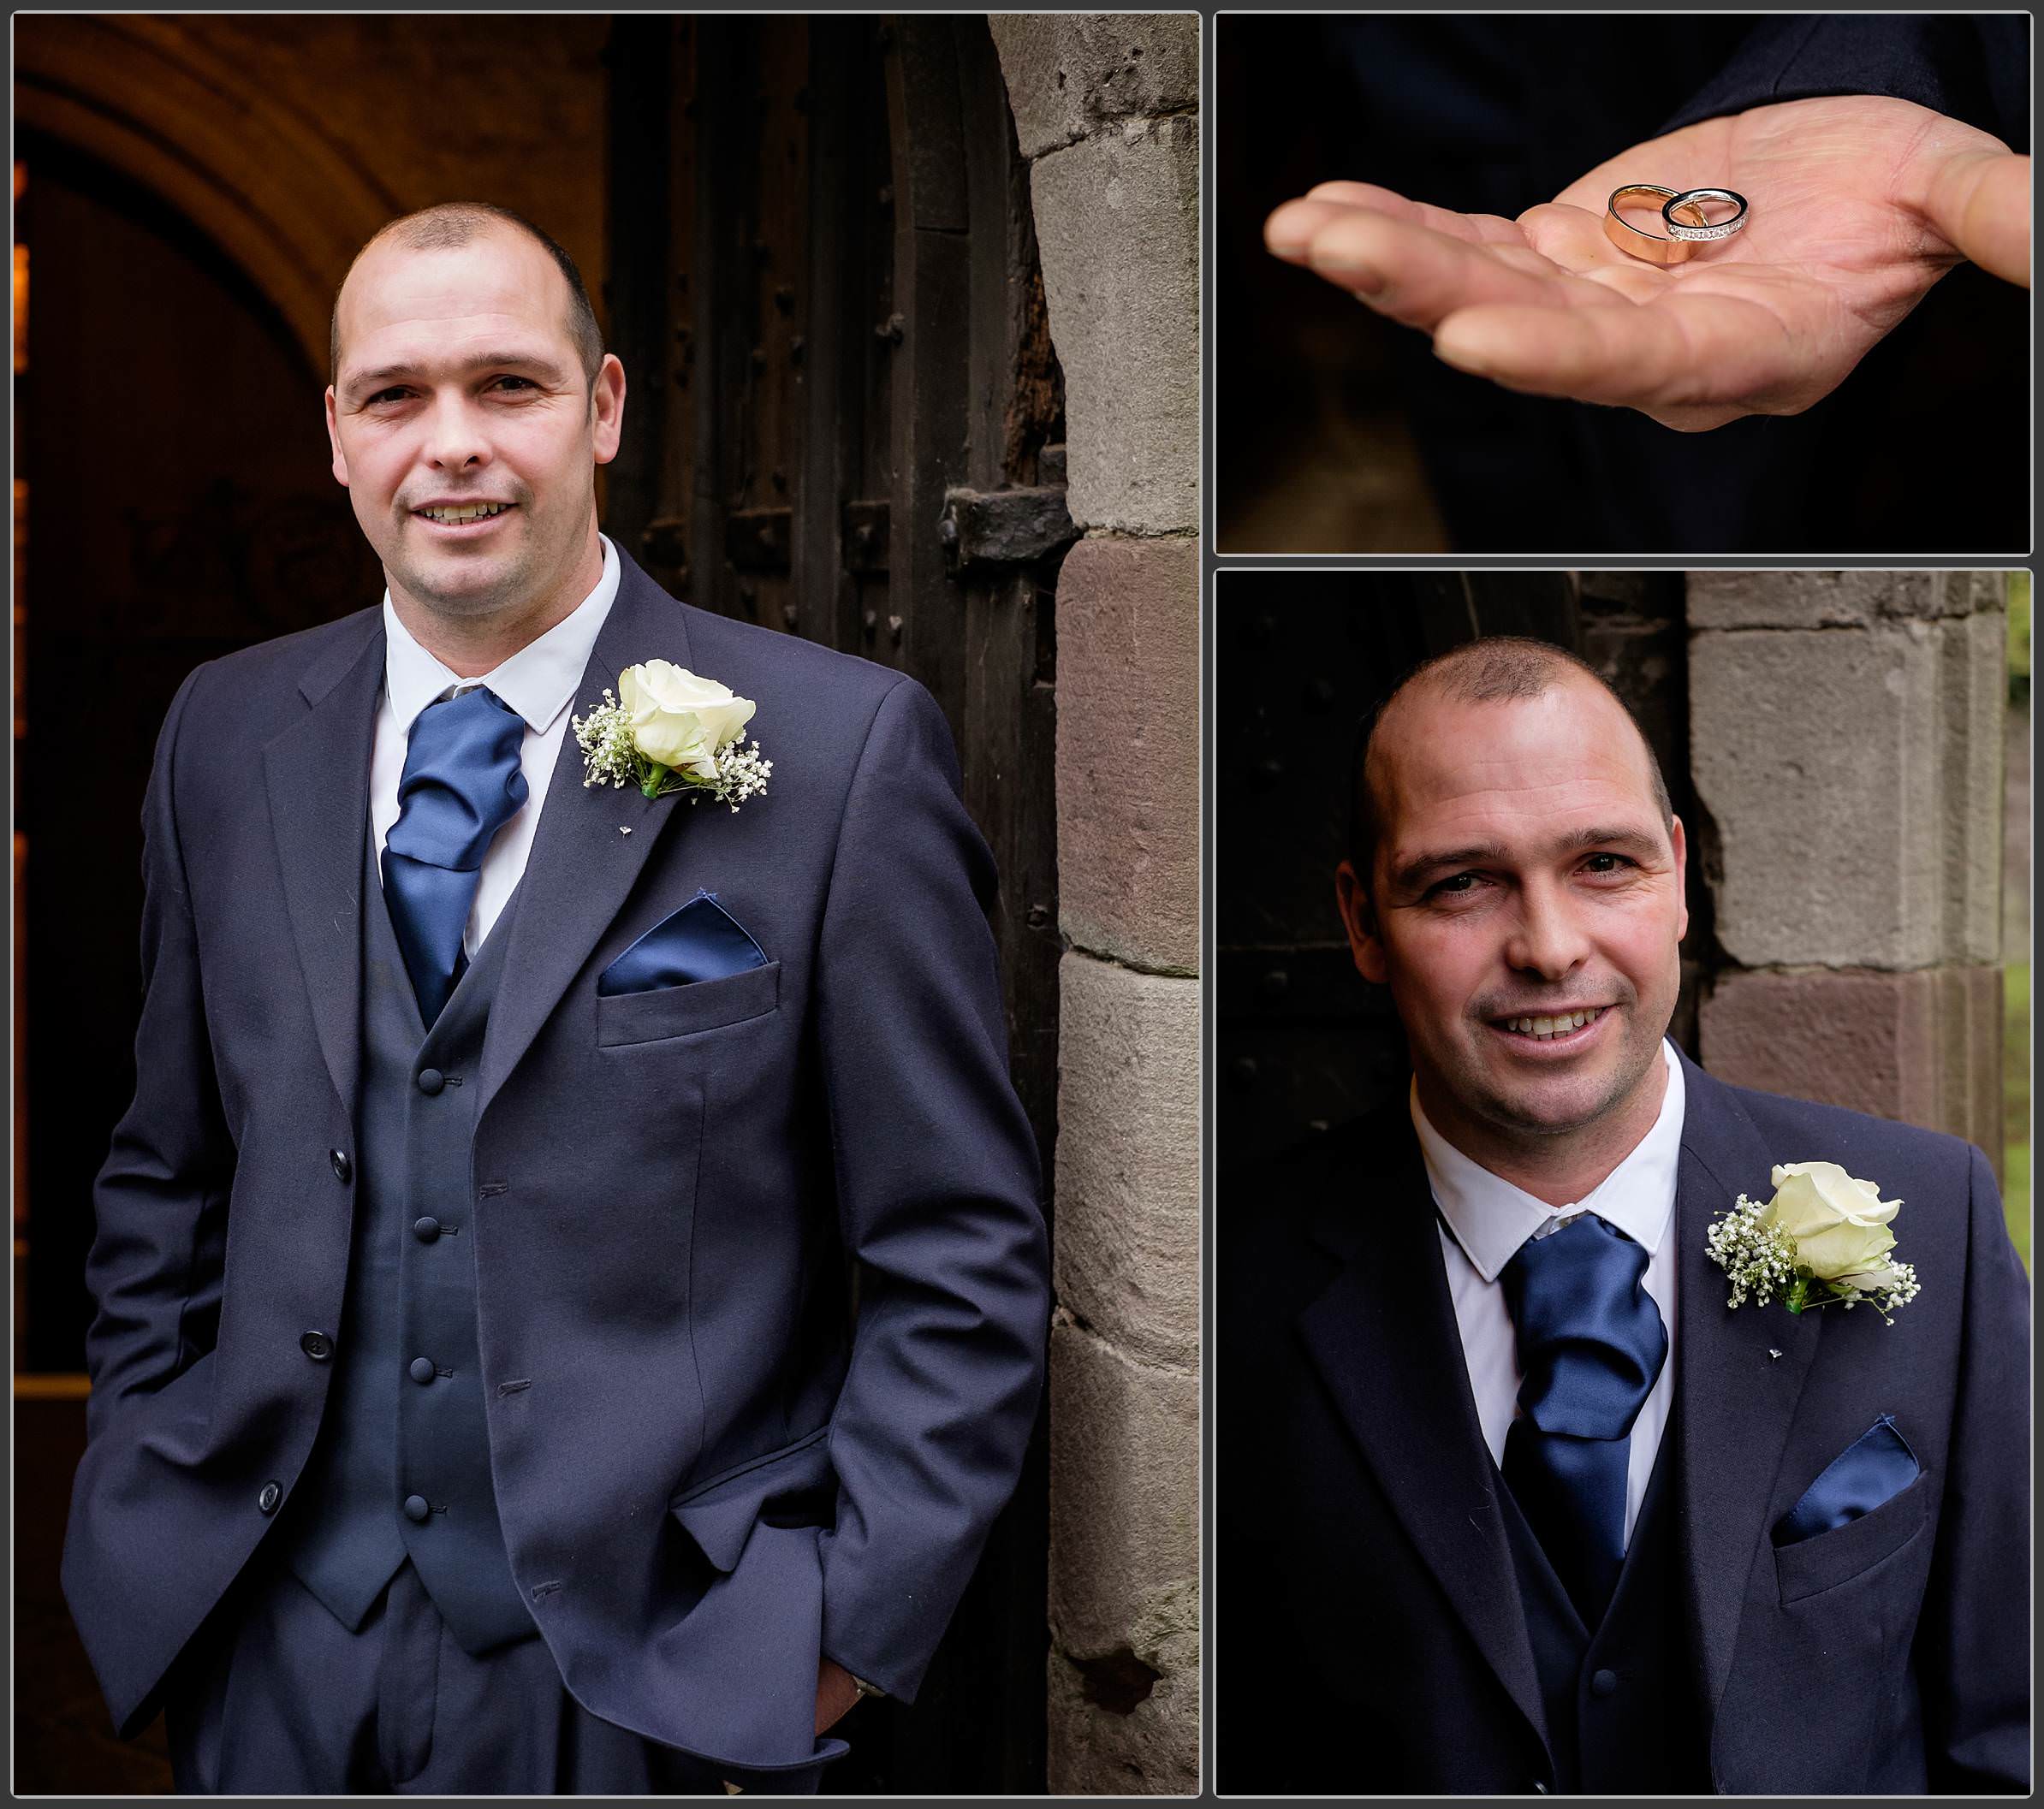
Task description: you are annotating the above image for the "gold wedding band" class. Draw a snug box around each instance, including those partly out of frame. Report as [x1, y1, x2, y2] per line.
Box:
[1603, 184, 1710, 267]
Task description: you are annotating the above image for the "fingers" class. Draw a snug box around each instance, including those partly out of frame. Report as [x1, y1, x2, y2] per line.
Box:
[1912, 149, 2030, 288]
[1432, 292, 1802, 429]
[1265, 199, 1571, 330]
[1299, 182, 1526, 246]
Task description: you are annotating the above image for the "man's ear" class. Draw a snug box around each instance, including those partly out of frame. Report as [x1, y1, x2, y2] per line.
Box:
[325, 387, 349, 488]
[1335, 860, 1389, 986]
[591, 354, 627, 466]
[1669, 814, 1690, 944]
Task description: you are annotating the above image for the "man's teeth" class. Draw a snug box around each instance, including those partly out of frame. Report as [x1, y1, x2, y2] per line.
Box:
[419, 503, 508, 524]
[1504, 1008, 1605, 1040]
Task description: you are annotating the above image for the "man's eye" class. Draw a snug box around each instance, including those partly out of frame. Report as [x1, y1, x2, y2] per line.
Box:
[1582, 852, 1636, 875]
[491, 376, 538, 393]
[1430, 873, 1482, 897]
[366, 388, 411, 406]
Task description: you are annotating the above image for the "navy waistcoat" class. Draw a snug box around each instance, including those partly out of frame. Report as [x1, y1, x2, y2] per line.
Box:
[276, 822, 533, 1653]
[1501, 1417, 1712, 1793]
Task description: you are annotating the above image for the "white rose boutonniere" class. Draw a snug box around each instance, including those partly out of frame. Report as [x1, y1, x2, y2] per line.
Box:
[1705, 1160, 1921, 1324]
[572, 660, 772, 810]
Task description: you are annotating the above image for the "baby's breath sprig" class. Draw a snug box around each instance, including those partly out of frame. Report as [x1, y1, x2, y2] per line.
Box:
[1704, 1195, 1800, 1310]
[573, 690, 639, 790]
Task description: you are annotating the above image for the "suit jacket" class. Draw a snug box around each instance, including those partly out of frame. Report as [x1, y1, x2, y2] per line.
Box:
[1220, 1047, 2029, 1794]
[62, 547, 1051, 1777]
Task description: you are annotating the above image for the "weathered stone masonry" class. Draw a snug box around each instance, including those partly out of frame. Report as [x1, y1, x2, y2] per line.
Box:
[991, 15, 1201, 1795]
[1689, 572, 2005, 1169]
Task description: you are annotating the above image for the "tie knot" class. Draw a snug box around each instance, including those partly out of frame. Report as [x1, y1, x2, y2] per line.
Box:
[1501, 1215, 1666, 1442]
[388, 685, 530, 874]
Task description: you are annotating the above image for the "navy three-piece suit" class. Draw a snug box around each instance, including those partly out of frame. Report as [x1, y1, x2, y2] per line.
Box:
[62, 547, 1050, 1786]
[1221, 1047, 2029, 1793]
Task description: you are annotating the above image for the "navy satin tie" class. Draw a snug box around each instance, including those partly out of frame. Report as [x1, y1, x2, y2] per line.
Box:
[1500, 1213, 1668, 1628]
[382, 686, 529, 1028]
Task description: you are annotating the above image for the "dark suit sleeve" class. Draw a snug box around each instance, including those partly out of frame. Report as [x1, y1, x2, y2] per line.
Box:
[1661, 15, 2029, 145]
[1914, 1142, 2030, 1792]
[810, 676, 1050, 1701]
[80, 665, 237, 1444]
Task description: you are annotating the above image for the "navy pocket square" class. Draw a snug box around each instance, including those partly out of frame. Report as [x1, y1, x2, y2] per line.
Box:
[598, 892, 769, 997]
[1774, 1415, 1921, 1546]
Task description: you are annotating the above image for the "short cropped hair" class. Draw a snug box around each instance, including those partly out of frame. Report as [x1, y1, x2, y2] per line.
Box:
[330, 202, 604, 389]
[1349, 637, 1673, 887]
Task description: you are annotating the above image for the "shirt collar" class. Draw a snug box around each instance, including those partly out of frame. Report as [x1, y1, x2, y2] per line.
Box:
[382, 533, 620, 737]
[1412, 1040, 1685, 1283]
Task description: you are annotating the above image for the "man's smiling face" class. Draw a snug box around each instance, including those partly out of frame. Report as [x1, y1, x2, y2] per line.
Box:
[1339, 673, 1688, 1154]
[325, 225, 621, 625]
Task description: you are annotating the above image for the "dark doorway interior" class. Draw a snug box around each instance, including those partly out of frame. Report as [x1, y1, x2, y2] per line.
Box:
[15, 135, 377, 1794]
[17, 136, 378, 1375]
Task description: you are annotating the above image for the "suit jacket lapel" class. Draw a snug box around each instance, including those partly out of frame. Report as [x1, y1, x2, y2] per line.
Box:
[1294, 1129, 1550, 1755]
[1673, 1049, 1821, 1723]
[264, 613, 384, 1115]
[475, 552, 695, 1119]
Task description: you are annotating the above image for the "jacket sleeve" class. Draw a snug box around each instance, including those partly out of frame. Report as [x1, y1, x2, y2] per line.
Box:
[80, 664, 237, 1444]
[810, 675, 1050, 1701]
[1661, 15, 2029, 144]
[1914, 1142, 2029, 1792]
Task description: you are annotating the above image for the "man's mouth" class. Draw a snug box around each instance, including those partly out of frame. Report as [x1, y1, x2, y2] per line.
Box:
[413, 502, 514, 525]
[1493, 1005, 1609, 1042]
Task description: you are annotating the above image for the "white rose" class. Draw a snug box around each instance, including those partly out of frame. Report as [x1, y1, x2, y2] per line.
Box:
[618, 660, 757, 780]
[1763, 1160, 1902, 1288]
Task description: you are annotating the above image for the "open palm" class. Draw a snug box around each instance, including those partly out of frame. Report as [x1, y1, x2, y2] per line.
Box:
[1265, 96, 2030, 431]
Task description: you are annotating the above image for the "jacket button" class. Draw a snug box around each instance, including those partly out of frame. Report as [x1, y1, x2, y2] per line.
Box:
[409, 1357, 437, 1385]
[1590, 1668, 1619, 1699]
[413, 1216, 442, 1243]
[258, 1481, 282, 1515]
[403, 1494, 431, 1523]
[300, 1331, 334, 1361]
[330, 1149, 352, 1183]
[416, 1068, 445, 1095]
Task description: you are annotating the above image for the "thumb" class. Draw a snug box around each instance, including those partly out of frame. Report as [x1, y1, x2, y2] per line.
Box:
[1913, 147, 2030, 288]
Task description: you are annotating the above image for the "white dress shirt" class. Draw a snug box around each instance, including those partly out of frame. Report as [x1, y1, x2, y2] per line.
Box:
[1415, 1039, 1685, 1545]
[371, 535, 619, 956]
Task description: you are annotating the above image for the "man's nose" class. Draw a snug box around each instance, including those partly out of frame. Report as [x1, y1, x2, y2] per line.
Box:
[1504, 881, 1592, 981]
[422, 395, 491, 472]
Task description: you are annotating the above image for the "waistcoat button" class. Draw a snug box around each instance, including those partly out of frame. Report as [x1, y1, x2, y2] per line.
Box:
[403, 1494, 431, 1523]
[1590, 1668, 1619, 1698]
[416, 1068, 445, 1095]
[330, 1149, 352, 1183]
[258, 1481, 282, 1515]
[300, 1331, 333, 1361]
[413, 1217, 442, 1243]
[409, 1357, 437, 1385]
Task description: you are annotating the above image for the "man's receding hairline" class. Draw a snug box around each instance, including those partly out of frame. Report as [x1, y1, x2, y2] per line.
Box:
[1353, 638, 1674, 890]
[330, 202, 603, 389]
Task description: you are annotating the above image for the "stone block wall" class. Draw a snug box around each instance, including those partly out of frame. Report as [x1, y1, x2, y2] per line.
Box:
[1688, 571, 2006, 1168]
[990, 14, 1201, 1794]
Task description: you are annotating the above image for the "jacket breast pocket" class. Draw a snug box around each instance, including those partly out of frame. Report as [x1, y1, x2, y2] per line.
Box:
[596, 959, 781, 1048]
[1772, 1469, 1930, 1604]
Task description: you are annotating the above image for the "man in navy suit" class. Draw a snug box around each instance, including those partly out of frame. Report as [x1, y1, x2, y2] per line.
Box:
[1220, 637, 2028, 1793]
[62, 203, 1049, 1792]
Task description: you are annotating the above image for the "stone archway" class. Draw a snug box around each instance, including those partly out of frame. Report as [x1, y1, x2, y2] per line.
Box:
[14, 15, 400, 372]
